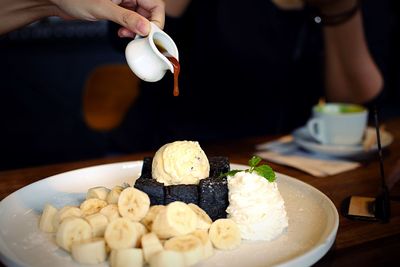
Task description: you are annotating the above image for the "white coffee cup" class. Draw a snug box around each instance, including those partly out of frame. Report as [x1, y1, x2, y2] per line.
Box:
[306, 103, 368, 145]
[125, 22, 179, 82]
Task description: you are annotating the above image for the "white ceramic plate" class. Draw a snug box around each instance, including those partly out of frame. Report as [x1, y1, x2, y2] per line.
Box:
[0, 161, 338, 267]
[292, 126, 393, 158]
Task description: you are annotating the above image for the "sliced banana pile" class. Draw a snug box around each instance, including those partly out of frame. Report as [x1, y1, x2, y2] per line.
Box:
[39, 185, 242, 266]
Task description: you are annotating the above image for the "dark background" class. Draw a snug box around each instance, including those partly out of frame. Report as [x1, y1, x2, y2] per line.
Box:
[0, 19, 122, 170]
[0, 0, 399, 171]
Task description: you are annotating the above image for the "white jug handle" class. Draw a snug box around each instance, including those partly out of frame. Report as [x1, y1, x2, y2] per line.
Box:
[307, 118, 325, 144]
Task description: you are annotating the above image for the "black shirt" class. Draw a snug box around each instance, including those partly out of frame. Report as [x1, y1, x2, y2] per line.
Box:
[111, 0, 325, 151]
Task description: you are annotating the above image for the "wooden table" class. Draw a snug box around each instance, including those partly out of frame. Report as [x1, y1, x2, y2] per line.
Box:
[1, 117, 399, 266]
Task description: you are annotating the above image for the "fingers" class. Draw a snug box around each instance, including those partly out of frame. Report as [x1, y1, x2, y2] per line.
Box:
[118, 27, 135, 38]
[95, 0, 165, 36]
[96, 2, 150, 35]
[118, 0, 165, 29]
[135, 0, 165, 29]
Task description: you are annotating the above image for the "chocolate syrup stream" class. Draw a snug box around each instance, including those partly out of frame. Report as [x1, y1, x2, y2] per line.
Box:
[155, 43, 180, 96]
[166, 56, 180, 97]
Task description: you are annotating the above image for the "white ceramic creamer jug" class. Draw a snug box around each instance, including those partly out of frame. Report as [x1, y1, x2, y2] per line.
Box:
[125, 22, 179, 82]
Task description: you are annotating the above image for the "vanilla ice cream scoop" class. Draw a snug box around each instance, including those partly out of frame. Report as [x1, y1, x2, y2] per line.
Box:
[152, 141, 210, 185]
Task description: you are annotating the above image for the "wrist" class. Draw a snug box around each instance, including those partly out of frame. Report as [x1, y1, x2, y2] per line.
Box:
[43, 0, 62, 16]
[318, 0, 358, 15]
[19, 0, 58, 18]
[0, 0, 56, 33]
[309, 0, 361, 27]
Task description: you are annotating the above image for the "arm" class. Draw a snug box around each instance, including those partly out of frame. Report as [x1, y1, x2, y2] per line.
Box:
[320, 1, 383, 103]
[0, 0, 165, 37]
[0, 0, 54, 35]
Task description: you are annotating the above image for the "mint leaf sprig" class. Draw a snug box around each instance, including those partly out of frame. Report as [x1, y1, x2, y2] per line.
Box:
[220, 156, 276, 182]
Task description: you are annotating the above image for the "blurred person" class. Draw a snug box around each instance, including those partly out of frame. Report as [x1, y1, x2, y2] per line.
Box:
[0, 0, 165, 36]
[110, 0, 390, 152]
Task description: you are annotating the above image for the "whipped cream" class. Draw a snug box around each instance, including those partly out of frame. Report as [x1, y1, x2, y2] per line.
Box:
[226, 171, 288, 241]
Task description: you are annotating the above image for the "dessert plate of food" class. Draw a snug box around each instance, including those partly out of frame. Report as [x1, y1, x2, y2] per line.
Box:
[292, 126, 393, 158]
[0, 141, 339, 267]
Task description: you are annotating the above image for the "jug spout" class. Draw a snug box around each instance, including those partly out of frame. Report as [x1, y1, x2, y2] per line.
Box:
[151, 29, 179, 73]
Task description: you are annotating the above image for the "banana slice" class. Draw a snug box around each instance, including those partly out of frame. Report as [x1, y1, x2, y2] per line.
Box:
[106, 185, 124, 204]
[140, 205, 165, 231]
[152, 201, 197, 239]
[84, 213, 109, 237]
[109, 248, 143, 267]
[100, 204, 121, 222]
[39, 204, 58, 233]
[71, 237, 107, 264]
[104, 217, 138, 250]
[209, 218, 241, 250]
[118, 187, 150, 221]
[164, 234, 203, 266]
[56, 216, 92, 252]
[133, 222, 148, 247]
[149, 250, 185, 267]
[80, 198, 108, 216]
[86, 186, 110, 201]
[141, 232, 163, 263]
[53, 206, 82, 231]
[188, 203, 212, 230]
[191, 229, 214, 260]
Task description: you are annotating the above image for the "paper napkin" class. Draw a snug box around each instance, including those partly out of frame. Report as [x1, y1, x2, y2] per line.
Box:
[256, 136, 361, 177]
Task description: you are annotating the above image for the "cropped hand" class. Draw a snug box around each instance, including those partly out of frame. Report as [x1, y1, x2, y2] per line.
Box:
[304, 0, 358, 15]
[271, 0, 358, 13]
[51, 0, 165, 37]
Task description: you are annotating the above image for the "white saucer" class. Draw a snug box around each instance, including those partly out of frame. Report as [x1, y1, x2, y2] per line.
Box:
[292, 126, 393, 158]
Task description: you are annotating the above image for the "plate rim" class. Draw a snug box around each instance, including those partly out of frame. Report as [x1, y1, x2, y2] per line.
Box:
[0, 161, 339, 267]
